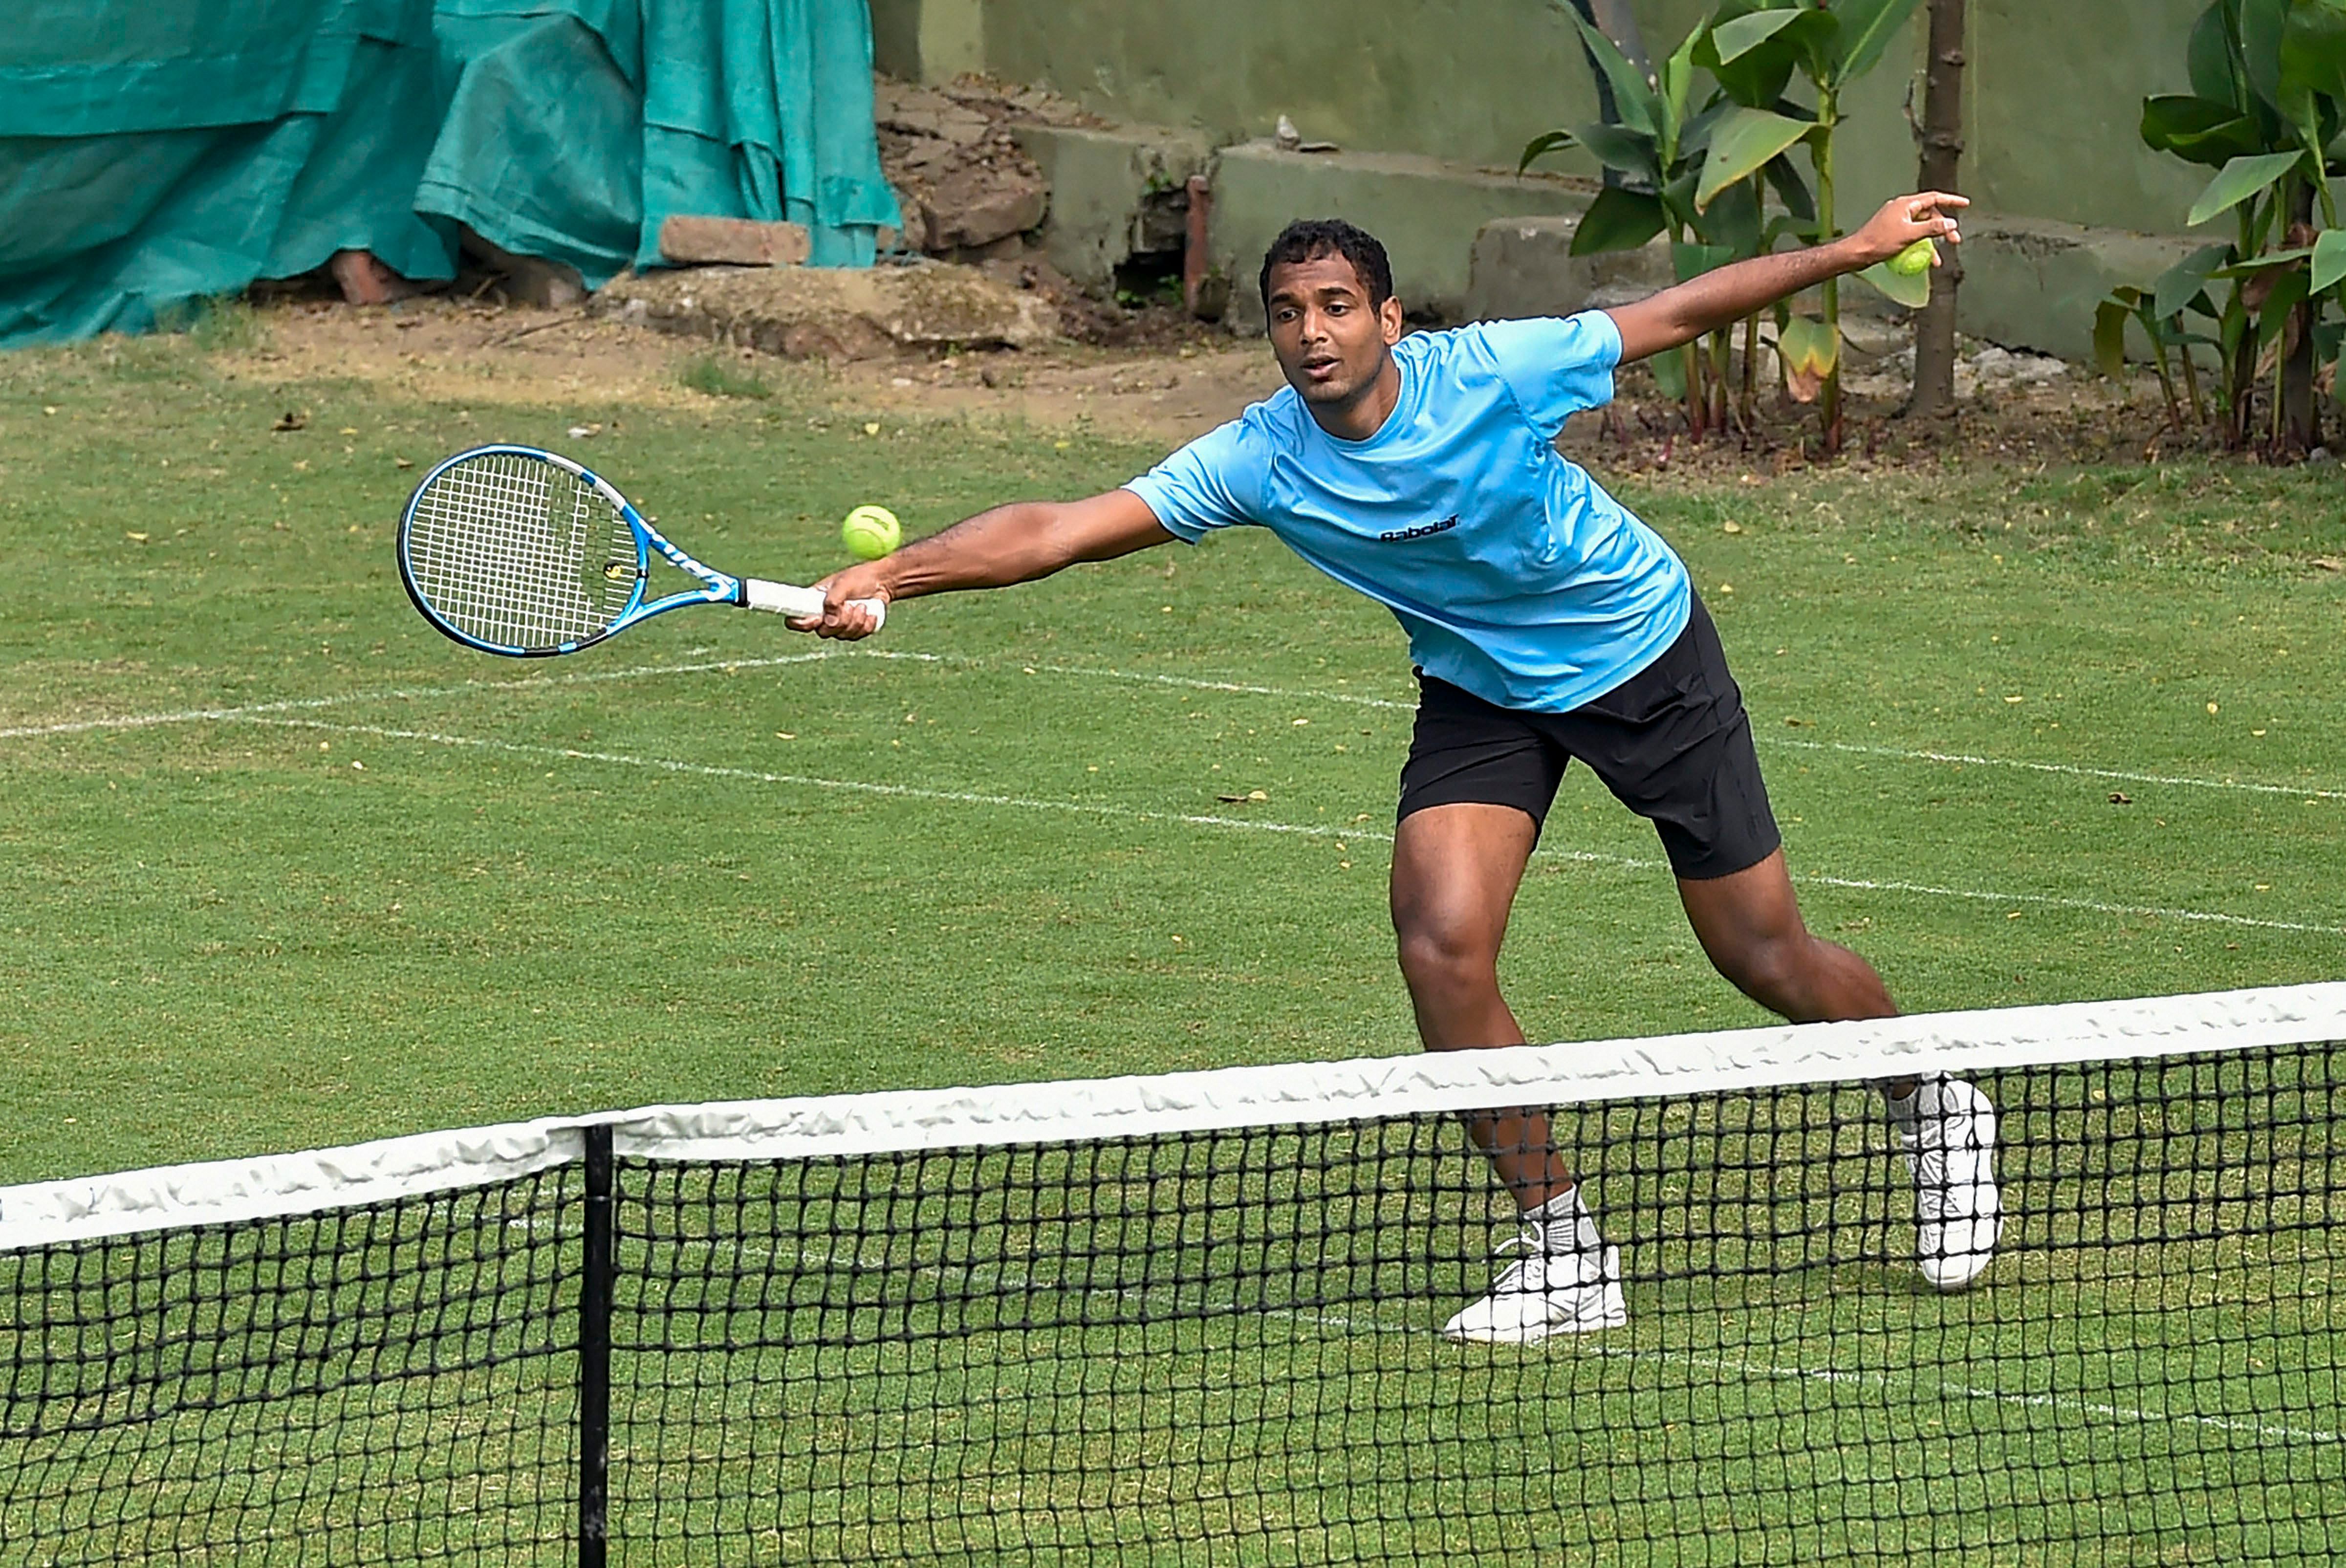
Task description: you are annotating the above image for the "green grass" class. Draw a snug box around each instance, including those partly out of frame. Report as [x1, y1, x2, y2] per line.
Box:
[0, 335, 2338, 1184]
[675, 350, 776, 401]
[0, 329, 2341, 1563]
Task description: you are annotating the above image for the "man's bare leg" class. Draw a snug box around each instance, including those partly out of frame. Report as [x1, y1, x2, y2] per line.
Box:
[1675, 849, 2000, 1289]
[1390, 802, 1571, 1207]
[1393, 803, 1627, 1340]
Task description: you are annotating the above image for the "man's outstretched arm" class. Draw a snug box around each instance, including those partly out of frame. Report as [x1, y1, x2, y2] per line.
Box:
[794, 487, 1175, 639]
[1606, 193, 1966, 366]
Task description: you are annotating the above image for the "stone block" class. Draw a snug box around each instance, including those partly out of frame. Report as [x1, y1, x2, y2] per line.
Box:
[1956, 216, 2208, 363]
[1208, 142, 1597, 330]
[922, 169, 1051, 250]
[657, 216, 812, 267]
[1013, 123, 1215, 290]
[593, 263, 1059, 359]
[1464, 217, 1674, 321]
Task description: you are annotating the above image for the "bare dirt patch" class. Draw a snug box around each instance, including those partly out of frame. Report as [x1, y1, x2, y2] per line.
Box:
[215, 291, 2199, 470]
[214, 293, 1276, 446]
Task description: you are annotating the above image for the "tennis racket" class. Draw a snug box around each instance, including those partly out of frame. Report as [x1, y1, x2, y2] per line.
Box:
[397, 444, 884, 657]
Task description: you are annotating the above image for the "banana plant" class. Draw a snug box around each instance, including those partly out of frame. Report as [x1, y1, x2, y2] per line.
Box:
[2129, 0, 2346, 453]
[1522, 8, 1816, 436]
[1690, 0, 1926, 450]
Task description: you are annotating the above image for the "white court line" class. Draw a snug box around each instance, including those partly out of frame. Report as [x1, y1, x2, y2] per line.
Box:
[7, 646, 2339, 805]
[0, 651, 842, 741]
[235, 716, 2346, 936]
[1777, 736, 2346, 803]
[872, 652, 2346, 803]
[1598, 1345, 2340, 1447]
[656, 1230, 2339, 1448]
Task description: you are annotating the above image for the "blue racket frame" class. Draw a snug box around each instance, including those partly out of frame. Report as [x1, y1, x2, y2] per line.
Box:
[397, 444, 828, 658]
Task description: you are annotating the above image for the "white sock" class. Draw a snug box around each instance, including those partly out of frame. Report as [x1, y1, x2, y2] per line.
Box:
[1528, 1187, 1606, 1256]
[1884, 1073, 1949, 1127]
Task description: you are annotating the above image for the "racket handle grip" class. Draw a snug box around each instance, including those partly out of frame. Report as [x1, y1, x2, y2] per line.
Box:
[740, 578, 887, 631]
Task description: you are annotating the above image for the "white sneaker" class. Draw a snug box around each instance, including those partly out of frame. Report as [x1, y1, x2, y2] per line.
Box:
[1899, 1077, 2002, 1291]
[1441, 1235, 1626, 1344]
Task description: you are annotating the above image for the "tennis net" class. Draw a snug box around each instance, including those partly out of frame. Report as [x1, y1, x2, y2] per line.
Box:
[3, 983, 2342, 1565]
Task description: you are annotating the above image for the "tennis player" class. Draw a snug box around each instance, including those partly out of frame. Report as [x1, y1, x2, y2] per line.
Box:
[800, 192, 2001, 1343]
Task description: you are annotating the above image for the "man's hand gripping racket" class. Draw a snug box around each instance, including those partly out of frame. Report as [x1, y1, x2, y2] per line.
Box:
[397, 445, 886, 656]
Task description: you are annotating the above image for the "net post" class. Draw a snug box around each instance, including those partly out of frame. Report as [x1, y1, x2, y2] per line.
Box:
[579, 1124, 615, 1568]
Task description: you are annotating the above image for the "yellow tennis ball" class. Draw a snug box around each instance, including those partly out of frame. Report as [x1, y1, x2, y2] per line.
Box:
[840, 504, 901, 561]
[1889, 238, 1937, 277]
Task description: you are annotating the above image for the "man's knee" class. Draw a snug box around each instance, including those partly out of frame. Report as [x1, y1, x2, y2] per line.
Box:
[1392, 908, 1500, 1000]
[1708, 928, 1810, 1007]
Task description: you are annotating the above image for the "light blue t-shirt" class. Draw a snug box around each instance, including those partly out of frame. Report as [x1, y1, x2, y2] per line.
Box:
[1124, 312, 1691, 714]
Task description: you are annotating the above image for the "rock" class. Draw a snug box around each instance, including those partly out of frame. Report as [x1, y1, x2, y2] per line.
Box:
[657, 216, 812, 267]
[923, 167, 1050, 249]
[873, 73, 1085, 261]
[592, 262, 1061, 359]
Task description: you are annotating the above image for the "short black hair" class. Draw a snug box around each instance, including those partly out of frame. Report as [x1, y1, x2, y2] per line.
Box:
[1257, 219, 1394, 311]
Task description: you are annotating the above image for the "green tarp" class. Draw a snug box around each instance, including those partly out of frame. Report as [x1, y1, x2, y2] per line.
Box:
[0, 0, 900, 346]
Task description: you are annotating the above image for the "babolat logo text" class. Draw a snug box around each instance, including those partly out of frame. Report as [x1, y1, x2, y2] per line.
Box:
[1379, 515, 1459, 543]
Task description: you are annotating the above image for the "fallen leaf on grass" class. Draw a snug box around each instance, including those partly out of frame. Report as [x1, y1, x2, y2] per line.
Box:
[2109, 792, 2132, 805]
[271, 411, 307, 432]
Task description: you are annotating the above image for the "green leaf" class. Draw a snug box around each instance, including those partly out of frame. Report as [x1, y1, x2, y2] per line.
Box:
[1694, 4, 1800, 109]
[1518, 130, 1580, 173]
[2240, 0, 2288, 111]
[1711, 8, 1806, 65]
[2313, 228, 2346, 293]
[2153, 243, 2232, 320]
[1776, 313, 1838, 401]
[1649, 340, 1688, 400]
[1696, 107, 1815, 212]
[1762, 153, 1816, 222]
[1856, 258, 1931, 309]
[1693, 179, 1765, 257]
[2093, 298, 2133, 377]
[1559, 5, 1659, 137]
[2281, 1, 2346, 106]
[2186, 150, 2305, 225]
[1658, 170, 1703, 234]
[1573, 121, 1664, 184]
[2188, 2, 2246, 109]
[1658, 25, 1704, 151]
[1827, 0, 1924, 87]
[2212, 244, 2318, 274]
[2279, 0, 2346, 219]
[2139, 95, 2265, 167]
[1777, 314, 1839, 374]
[1672, 240, 1738, 283]
[1568, 186, 1670, 256]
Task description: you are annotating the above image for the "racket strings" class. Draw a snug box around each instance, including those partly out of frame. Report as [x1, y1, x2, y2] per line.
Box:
[404, 454, 637, 649]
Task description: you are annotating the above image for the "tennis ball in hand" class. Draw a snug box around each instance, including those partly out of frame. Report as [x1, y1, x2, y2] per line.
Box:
[1888, 238, 1938, 276]
[840, 504, 901, 561]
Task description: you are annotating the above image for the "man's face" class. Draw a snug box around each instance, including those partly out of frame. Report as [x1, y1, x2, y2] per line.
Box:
[1265, 253, 1403, 411]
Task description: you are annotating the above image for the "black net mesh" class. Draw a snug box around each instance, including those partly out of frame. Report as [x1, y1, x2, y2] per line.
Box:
[0, 1168, 581, 1565]
[4, 1044, 2342, 1565]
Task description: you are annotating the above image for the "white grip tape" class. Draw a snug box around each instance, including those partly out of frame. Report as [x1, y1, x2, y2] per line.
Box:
[742, 579, 886, 631]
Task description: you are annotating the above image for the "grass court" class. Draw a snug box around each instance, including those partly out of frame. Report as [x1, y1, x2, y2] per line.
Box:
[0, 309, 2341, 1562]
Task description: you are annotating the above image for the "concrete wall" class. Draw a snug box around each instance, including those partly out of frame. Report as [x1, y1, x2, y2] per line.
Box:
[875, 0, 2211, 239]
[869, 0, 2220, 354]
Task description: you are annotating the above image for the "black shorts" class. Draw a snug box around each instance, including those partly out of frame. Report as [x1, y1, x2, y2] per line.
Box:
[1395, 595, 1781, 880]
